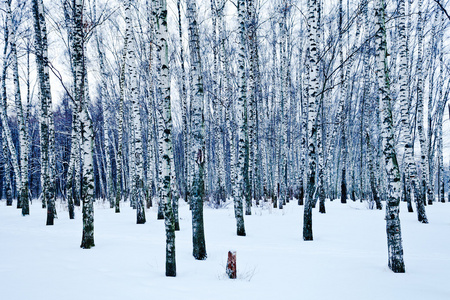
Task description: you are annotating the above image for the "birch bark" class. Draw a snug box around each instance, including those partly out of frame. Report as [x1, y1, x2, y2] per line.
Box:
[303, 0, 319, 241]
[375, 0, 405, 272]
[154, 0, 176, 275]
[5, 0, 29, 215]
[398, 0, 427, 222]
[187, 0, 208, 258]
[72, 0, 95, 248]
[32, 0, 55, 224]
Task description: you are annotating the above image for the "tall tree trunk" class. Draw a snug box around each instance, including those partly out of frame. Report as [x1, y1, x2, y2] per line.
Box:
[417, 0, 432, 206]
[361, 0, 381, 210]
[124, 0, 146, 224]
[2, 130, 13, 206]
[63, 2, 79, 215]
[317, 95, 326, 214]
[1, 35, 21, 208]
[338, 0, 347, 204]
[64, 1, 78, 218]
[6, 0, 29, 215]
[375, 0, 405, 273]
[210, 0, 225, 206]
[187, 0, 208, 259]
[303, 0, 320, 241]
[93, 3, 114, 210]
[235, 0, 248, 235]
[278, 1, 288, 210]
[154, 0, 176, 276]
[115, 18, 129, 214]
[71, 0, 95, 249]
[437, 11, 445, 204]
[299, 39, 308, 206]
[32, 0, 55, 224]
[177, 0, 189, 204]
[398, 0, 427, 222]
[247, 0, 258, 212]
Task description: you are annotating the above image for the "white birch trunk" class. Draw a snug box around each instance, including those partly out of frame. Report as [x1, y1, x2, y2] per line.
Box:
[31, 0, 55, 224]
[417, 0, 432, 206]
[303, 0, 320, 241]
[187, 0, 208, 257]
[279, 2, 288, 209]
[5, 0, 29, 215]
[397, 0, 427, 222]
[177, 0, 189, 204]
[71, 0, 95, 248]
[124, 0, 146, 224]
[375, 0, 405, 272]
[235, 0, 248, 235]
[153, 1, 176, 274]
[94, 14, 114, 209]
[2, 131, 13, 205]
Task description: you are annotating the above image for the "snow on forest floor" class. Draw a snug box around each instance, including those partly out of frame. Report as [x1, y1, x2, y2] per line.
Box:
[1, 198, 449, 300]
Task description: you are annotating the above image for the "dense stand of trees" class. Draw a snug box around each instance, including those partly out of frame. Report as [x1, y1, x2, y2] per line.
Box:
[0, 0, 449, 275]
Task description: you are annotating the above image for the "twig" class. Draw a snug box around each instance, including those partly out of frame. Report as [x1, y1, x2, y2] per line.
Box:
[433, 0, 450, 21]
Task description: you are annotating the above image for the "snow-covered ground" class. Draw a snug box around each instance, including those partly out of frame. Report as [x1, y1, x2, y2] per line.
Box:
[1, 199, 449, 300]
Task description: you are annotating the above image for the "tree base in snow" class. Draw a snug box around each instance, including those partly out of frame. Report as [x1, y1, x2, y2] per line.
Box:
[237, 228, 246, 236]
[80, 239, 95, 249]
[389, 260, 405, 273]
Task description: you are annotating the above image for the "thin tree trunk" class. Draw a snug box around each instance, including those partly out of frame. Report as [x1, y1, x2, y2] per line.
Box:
[1, 55, 21, 210]
[94, 7, 114, 210]
[6, 0, 29, 215]
[247, 0, 258, 213]
[2, 131, 13, 206]
[279, 1, 288, 210]
[177, 0, 189, 204]
[235, 0, 248, 236]
[417, 0, 432, 206]
[115, 23, 129, 214]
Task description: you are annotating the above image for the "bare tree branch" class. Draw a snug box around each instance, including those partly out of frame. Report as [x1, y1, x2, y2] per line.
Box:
[434, 0, 450, 21]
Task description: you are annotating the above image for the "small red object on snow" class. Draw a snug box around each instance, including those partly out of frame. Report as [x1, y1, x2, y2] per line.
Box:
[226, 251, 237, 279]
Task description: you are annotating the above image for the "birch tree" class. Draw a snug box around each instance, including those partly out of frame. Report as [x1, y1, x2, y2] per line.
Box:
[124, 0, 146, 224]
[1, 129, 13, 206]
[375, 0, 405, 273]
[93, 1, 114, 210]
[0, 57, 21, 211]
[187, 0, 207, 259]
[210, 0, 226, 206]
[338, 0, 348, 204]
[303, 0, 320, 241]
[5, 0, 29, 215]
[397, 0, 428, 222]
[417, 0, 432, 206]
[247, 0, 260, 211]
[235, 0, 247, 236]
[32, 0, 56, 225]
[70, 0, 95, 249]
[278, 1, 288, 210]
[115, 7, 129, 214]
[153, 0, 176, 276]
[177, 0, 189, 204]
[361, 0, 381, 210]
[63, 0, 80, 218]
